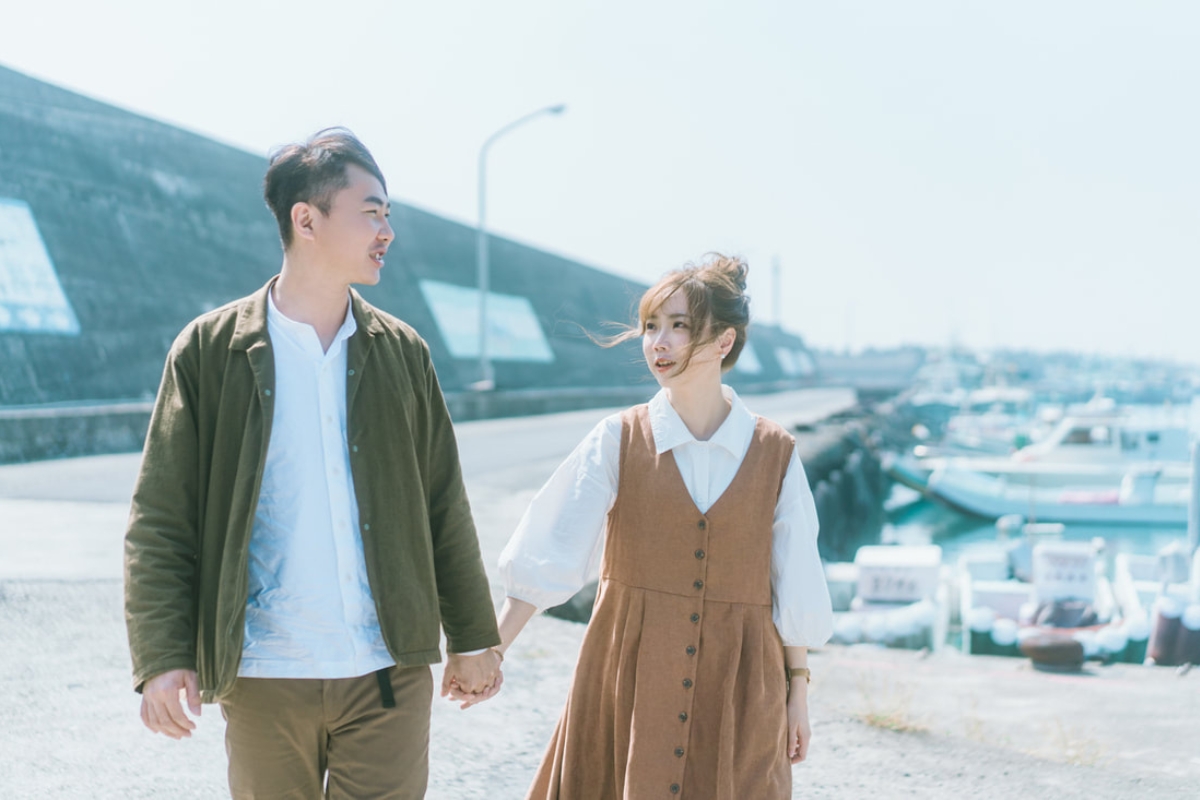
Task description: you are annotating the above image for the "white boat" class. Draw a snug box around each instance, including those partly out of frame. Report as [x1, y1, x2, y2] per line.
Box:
[888, 407, 1197, 494]
[826, 545, 950, 650]
[1112, 549, 1195, 621]
[927, 464, 1190, 525]
[958, 533, 1124, 659]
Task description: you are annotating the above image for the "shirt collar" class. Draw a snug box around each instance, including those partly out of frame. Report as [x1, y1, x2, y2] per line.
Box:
[267, 287, 357, 357]
[648, 385, 756, 456]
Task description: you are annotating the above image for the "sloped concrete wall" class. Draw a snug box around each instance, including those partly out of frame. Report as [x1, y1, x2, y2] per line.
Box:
[0, 64, 817, 460]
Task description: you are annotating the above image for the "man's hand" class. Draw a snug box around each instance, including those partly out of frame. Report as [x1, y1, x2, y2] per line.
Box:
[449, 670, 504, 710]
[140, 669, 201, 739]
[441, 650, 503, 709]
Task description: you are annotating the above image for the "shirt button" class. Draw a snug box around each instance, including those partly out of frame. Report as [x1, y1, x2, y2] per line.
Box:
[362, 523, 370, 531]
[694, 549, 705, 560]
[348, 369, 355, 376]
[264, 389, 272, 396]
[697, 519, 706, 530]
[670, 784, 680, 794]
[682, 678, 692, 688]
[352, 445, 359, 453]
[674, 747, 685, 758]
[693, 580, 704, 590]
[686, 646, 696, 656]
[679, 712, 688, 722]
[690, 613, 700, 623]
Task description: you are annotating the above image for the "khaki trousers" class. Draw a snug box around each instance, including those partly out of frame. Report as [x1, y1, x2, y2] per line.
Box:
[219, 665, 433, 800]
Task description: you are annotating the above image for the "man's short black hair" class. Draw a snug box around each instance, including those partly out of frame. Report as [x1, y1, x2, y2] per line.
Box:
[263, 128, 387, 248]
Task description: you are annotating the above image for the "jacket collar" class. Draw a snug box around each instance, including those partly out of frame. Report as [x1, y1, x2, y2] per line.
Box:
[230, 277, 386, 351]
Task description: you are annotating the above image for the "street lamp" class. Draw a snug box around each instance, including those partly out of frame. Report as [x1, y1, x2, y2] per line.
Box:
[474, 103, 567, 391]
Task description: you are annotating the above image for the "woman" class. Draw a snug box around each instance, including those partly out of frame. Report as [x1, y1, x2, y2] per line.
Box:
[493, 254, 832, 799]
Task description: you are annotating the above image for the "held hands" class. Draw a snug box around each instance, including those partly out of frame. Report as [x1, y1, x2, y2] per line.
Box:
[140, 668, 201, 739]
[441, 648, 504, 710]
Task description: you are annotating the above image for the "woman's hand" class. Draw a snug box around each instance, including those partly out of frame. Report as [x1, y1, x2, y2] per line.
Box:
[447, 667, 505, 710]
[786, 692, 811, 764]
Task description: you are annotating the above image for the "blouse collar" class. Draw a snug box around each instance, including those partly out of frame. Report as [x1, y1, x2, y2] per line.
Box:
[648, 385, 756, 456]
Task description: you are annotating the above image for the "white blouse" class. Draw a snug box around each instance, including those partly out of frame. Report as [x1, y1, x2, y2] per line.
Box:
[499, 387, 834, 647]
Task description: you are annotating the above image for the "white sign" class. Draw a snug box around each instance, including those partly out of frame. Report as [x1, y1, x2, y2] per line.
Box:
[855, 545, 943, 603]
[0, 198, 80, 335]
[1032, 543, 1096, 603]
[418, 279, 554, 362]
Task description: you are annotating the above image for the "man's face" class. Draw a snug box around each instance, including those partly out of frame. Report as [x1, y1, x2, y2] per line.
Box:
[308, 164, 394, 286]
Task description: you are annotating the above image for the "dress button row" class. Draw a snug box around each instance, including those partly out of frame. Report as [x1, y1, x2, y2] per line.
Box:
[686, 645, 696, 656]
[682, 678, 692, 688]
[671, 784, 680, 794]
[697, 519, 706, 530]
[674, 747, 685, 757]
[679, 712, 688, 722]
[693, 580, 704, 590]
[690, 613, 700, 623]
[694, 549, 705, 560]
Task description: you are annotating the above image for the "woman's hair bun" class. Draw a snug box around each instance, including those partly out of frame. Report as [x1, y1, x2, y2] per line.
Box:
[704, 253, 749, 292]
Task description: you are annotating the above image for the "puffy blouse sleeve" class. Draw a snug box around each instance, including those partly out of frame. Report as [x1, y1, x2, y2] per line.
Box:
[771, 445, 834, 647]
[498, 413, 622, 610]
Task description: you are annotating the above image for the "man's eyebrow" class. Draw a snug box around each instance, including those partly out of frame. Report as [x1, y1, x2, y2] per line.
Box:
[363, 195, 390, 208]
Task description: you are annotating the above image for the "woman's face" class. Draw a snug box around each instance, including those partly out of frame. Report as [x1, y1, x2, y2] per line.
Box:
[642, 290, 727, 388]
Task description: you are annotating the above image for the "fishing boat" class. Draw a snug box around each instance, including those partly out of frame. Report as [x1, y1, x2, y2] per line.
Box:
[887, 406, 1196, 494]
[957, 531, 1132, 662]
[826, 545, 949, 651]
[926, 464, 1190, 525]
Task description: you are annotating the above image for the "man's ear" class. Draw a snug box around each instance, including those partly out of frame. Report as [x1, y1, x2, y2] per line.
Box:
[291, 202, 317, 243]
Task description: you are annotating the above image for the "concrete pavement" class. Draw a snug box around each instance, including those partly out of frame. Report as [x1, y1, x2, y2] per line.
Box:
[3, 387, 1197, 798]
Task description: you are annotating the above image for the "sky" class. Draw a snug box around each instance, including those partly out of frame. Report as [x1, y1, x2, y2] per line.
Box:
[2, 1, 1198, 362]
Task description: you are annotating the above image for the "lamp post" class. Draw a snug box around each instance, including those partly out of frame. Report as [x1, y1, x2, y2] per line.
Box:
[474, 103, 567, 390]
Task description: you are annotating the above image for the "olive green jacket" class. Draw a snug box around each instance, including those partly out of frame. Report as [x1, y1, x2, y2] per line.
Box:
[123, 280, 500, 702]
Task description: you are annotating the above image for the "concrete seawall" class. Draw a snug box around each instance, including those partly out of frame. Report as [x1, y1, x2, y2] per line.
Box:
[0, 380, 826, 464]
[0, 401, 152, 464]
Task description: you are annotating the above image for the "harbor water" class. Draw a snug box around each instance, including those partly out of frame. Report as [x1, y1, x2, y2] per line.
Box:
[883, 492, 1187, 571]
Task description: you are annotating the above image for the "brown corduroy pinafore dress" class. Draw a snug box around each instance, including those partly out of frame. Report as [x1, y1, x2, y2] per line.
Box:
[527, 404, 796, 800]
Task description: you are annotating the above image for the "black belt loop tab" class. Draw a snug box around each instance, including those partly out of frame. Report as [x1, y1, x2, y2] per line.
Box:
[375, 668, 396, 708]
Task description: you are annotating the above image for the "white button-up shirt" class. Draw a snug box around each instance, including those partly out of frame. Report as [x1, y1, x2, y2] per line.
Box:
[499, 387, 834, 647]
[238, 291, 394, 679]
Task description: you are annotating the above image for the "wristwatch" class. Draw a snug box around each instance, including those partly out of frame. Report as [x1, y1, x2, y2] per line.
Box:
[788, 667, 811, 684]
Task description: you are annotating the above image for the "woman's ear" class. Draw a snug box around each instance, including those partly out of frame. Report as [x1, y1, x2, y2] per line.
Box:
[719, 327, 736, 356]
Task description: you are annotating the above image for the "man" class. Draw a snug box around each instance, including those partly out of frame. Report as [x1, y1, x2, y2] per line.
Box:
[124, 128, 502, 799]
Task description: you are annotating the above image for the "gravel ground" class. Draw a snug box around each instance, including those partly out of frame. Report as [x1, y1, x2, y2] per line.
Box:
[2, 579, 1197, 799]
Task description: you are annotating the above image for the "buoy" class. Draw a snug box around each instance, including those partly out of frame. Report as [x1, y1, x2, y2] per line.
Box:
[990, 618, 1020, 658]
[1172, 604, 1200, 666]
[1148, 597, 1183, 666]
[1020, 633, 1085, 673]
[966, 607, 995, 656]
[1095, 626, 1128, 661]
[1121, 614, 1150, 664]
